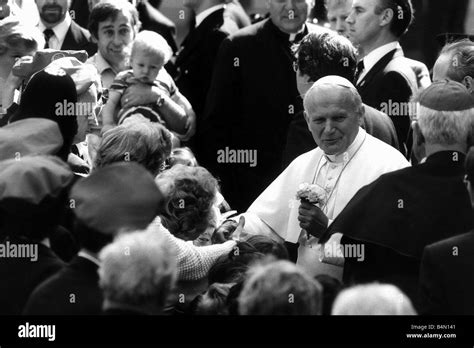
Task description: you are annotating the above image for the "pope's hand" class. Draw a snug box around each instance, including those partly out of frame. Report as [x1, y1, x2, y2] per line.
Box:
[298, 200, 328, 238]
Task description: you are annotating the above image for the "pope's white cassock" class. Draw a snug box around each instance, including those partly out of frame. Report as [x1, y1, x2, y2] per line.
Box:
[241, 127, 410, 280]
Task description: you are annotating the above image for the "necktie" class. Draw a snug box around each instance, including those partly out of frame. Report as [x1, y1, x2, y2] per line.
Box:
[354, 60, 365, 85]
[43, 29, 55, 49]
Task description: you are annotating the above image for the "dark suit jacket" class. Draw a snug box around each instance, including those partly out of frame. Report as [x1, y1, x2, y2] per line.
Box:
[61, 20, 97, 58]
[138, 1, 178, 54]
[282, 104, 400, 168]
[0, 240, 64, 315]
[199, 19, 330, 212]
[174, 8, 239, 123]
[23, 255, 102, 315]
[357, 47, 417, 157]
[321, 151, 473, 305]
[418, 231, 474, 315]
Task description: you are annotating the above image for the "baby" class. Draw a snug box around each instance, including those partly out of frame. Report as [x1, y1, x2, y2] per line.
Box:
[102, 30, 187, 134]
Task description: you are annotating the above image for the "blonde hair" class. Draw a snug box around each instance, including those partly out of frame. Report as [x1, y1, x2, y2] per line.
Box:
[131, 30, 172, 64]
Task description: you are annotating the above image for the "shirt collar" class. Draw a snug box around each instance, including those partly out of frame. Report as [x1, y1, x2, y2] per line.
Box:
[78, 250, 101, 267]
[195, 4, 225, 28]
[92, 51, 117, 75]
[324, 127, 366, 164]
[38, 11, 72, 44]
[360, 41, 398, 75]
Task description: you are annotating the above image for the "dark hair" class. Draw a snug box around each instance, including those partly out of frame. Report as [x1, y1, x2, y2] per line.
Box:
[296, 31, 357, 83]
[374, 0, 413, 38]
[440, 39, 474, 83]
[314, 274, 344, 315]
[88, 0, 140, 39]
[74, 220, 114, 254]
[190, 283, 233, 315]
[157, 165, 219, 241]
[244, 235, 289, 260]
[11, 69, 78, 160]
[208, 242, 265, 284]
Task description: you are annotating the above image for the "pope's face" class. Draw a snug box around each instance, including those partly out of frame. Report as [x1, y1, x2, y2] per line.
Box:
[346, 0, 383, 49]
[305, 87, 361, 155]
[326, 0, 352, 38]
[267, 0, 313, 34]
[36, 0, 71, 26]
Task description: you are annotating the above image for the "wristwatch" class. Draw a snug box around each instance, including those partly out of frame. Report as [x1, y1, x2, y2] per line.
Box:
[156, 94, 165, 108]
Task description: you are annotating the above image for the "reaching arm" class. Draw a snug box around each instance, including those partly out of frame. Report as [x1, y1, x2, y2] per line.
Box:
[146, 217, 236, 281]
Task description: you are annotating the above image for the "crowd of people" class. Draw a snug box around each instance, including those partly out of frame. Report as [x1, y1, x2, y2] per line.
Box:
[0, 0, 473, 317]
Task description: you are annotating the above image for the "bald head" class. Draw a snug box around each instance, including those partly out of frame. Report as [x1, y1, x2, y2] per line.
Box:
[303, 76, 363, 155]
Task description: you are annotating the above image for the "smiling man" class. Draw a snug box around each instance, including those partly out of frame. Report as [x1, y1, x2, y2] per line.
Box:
[199, 0, 330, 212]
[36, 0, 96, 56]
[240, 76, 408, 279]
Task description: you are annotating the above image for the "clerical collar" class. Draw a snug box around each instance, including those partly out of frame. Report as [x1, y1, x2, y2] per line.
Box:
[78, 250, 101, 267]
[324, 128, 366, 164]
[268, 19, 307, 43]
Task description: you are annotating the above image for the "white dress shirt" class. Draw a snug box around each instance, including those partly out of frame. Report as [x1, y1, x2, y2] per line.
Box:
[195, 4, 225, 28]
[38, 11, 72, 50]
[357, 41, 399, 85]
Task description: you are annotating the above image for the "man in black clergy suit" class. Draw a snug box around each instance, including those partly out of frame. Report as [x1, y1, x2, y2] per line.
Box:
[418, 148, 474, 315]
[318, 80, 474, 307]
[36, 0, 97, 57]
[346, 0, 418, 157]
[283, 30, 400, 167]
[199, 0, 330, 212]
[173, 0, 240, 143]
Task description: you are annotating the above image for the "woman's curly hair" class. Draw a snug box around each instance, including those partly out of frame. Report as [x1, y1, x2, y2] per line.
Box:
[156, 164, 219, 241]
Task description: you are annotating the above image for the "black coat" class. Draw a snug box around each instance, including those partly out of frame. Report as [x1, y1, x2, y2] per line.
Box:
[23, 255, 102, 315]
[282, 104, 400, 168]
[174, 8, 239, 123]
[0, 239, 64, 315]
[137, 1, 178, 54]
[357, 48, 417, 157]
[418, 230, 474, 315]
[199, 19, 330, 212]
[61, 20, 97, 58]
[321, 151, 473, 305]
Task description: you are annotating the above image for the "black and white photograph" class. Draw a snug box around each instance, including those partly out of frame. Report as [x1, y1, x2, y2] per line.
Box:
[0, 0, 473, 345]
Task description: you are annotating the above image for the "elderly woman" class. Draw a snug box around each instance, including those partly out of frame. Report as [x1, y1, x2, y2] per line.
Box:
[94, 121, 172, 176]
[155, 164, 222, 243]
[0, 16, 43, 117]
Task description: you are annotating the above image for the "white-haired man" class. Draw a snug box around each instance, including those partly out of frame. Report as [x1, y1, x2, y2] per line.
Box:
[241, 75, 409, 280]
[99, 230, 176, 315]
[321, 80, 474, 306]
[331, 283, 416, 315]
